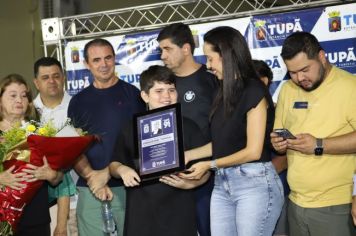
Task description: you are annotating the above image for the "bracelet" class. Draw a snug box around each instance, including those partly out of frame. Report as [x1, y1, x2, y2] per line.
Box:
[210, 159, 218, 171]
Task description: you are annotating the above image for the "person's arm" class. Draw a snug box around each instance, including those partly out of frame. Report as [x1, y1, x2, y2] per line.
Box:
[183, 98, 268, 179]
[54, 196, 70, 236]
[74, 154, 94, 180]
[0, 166, 26, 190]
[286, 131, 356, 155]
[323, 131, 356, 154]
[271, 155, 288, 173]
[160, 171, 211, 189]
[23, 157, 64, 185]
[271, 83, 288, 155]
[184, 142, 212, 164]
[109, 124, 141, 187]
[74, 154, 111, 194]
[109, 161, 140, 187]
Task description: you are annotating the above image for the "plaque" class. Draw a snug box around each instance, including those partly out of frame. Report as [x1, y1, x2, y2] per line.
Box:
[134, 103, 185, 180]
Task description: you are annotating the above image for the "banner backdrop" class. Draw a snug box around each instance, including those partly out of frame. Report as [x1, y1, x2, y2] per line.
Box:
[64, 3, 356, 101]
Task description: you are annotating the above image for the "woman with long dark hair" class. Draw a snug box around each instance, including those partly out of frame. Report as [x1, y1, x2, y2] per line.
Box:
[182, 26, 284, 235]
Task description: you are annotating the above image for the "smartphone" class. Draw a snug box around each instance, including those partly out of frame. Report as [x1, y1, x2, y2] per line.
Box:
[274, 128, 296, 140]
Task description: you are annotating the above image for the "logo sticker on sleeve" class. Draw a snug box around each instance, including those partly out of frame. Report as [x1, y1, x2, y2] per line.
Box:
[184, 91, 195, 102]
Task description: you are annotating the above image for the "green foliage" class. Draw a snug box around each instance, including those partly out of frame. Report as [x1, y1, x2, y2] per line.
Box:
[0, 121, 58, 168]
[0, 221, 13, 235]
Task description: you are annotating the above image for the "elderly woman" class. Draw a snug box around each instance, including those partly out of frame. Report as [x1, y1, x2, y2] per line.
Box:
[0, 74, 63, 236]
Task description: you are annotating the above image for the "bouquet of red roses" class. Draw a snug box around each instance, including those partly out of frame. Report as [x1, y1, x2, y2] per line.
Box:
[0, 121, 96, 235]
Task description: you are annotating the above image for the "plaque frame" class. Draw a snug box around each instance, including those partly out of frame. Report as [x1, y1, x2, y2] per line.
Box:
[133, 103, 185, 180]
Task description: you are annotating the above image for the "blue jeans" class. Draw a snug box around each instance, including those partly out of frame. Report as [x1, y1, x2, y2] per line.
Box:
[194, 173, 214, 236]
[210, 162, 284, 236]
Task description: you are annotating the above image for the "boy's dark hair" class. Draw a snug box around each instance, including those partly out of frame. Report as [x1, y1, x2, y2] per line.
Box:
[157, 23, 195, 54]
[84, 38, 115, 62]
[253, 59, 273, 87]
[281, 32, 323, 60]
[34, 57, 63, 78]
[140, 65, 176, 94]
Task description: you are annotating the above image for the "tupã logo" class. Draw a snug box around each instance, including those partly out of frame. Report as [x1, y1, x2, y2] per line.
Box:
[328, 11, 341, 32]
[254, 20, 267, 41]
[71, 46, 79, 63]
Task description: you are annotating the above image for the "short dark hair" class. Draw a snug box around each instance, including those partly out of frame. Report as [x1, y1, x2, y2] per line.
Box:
[140, 65, 176, 94]
[281, 32, 323, 60]
[34, 57, 63, 78]
[83, 38, 115, 62]
[253, 60, 273, 87]
[157, 23, 195, 54]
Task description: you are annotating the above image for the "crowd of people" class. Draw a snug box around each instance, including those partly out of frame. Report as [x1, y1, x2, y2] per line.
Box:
[0, 22, 355, 236]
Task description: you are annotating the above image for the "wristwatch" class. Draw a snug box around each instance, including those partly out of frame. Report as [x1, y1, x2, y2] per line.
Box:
[314, 138, 323, 156]
[210, 159, 218, 171]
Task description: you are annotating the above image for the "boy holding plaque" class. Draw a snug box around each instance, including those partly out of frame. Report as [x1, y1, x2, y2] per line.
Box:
[109, 65, 210, 236]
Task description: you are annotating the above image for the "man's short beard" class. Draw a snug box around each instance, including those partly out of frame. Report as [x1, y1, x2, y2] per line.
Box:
[301, 62, 325, 92]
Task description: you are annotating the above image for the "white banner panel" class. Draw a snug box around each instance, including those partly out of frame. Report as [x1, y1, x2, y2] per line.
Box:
[64, 3, 356, 102]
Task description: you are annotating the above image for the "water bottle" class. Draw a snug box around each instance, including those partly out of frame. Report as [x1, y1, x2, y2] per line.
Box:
[101, 200, 116, 234]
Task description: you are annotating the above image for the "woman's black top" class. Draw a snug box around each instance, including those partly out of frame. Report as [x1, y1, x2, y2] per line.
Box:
[211, 79, 275, 162]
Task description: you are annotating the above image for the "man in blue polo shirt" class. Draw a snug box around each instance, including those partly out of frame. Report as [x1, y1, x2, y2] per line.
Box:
[68, 38, 144, 236]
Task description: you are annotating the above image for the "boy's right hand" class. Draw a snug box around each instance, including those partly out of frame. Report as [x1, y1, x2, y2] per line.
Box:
[118, 165, 141, 187]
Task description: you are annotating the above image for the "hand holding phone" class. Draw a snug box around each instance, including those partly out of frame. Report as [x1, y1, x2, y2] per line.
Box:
[274, 128, 296, 140]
